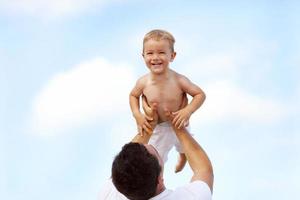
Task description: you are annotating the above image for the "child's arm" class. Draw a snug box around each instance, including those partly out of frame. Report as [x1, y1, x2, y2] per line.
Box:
[131, 97, 158, 143]
[172, 75, 206, 128]
[129, 77, 152, 135]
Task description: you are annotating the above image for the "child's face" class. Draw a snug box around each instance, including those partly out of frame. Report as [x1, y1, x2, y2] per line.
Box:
[143, 39, 176, 75]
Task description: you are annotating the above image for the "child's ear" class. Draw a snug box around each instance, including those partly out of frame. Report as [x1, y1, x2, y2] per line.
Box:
[170, 52, 176, 62]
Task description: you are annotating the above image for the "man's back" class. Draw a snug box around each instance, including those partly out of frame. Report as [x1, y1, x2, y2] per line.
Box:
[99, 179, 212, 200]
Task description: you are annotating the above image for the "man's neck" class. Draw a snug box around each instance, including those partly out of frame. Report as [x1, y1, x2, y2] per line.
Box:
[155, 174, 166, 196]
[156, 184, 166, 196]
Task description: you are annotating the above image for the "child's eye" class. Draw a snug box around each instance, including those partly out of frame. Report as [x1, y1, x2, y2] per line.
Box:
[146, 52, 153, 55]
[159, 52, 165, 54]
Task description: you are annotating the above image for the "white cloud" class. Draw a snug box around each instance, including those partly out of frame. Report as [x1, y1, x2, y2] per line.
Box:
[175, 37, 286, 124]
[192, 80, 286, 123]
[180, 38, 278, 83]
[188, 53, 239, 78]
[0, 0, 118, 19]
[108, 117, 136, 151]
[31, 57, 135, 135]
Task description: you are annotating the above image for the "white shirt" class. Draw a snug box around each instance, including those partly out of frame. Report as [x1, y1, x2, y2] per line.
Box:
[98, 179, 212, 200]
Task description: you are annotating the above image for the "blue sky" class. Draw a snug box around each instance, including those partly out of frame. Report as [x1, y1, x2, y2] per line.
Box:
[1, 0, 299, 199]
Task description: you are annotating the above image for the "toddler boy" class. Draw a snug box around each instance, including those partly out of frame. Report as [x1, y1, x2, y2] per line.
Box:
[129, 29, 206, 172]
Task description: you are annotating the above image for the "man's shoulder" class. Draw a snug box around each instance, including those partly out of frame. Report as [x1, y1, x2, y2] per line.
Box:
[151, 181, 212, 200]
[172, 181, 211, 199]
[98, 179, 128, 200]
[98, 179, 211, 200]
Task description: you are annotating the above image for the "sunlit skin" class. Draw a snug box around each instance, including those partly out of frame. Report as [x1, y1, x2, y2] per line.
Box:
[143, 39, 175, 75]
[144, 144, 165, 195]
[131, 104, 213, 195]
[130, 38, 206, 172]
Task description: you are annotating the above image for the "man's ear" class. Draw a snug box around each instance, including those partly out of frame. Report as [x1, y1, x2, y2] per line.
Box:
[170, 52, 176, 62]
[156, 174, 164, 192]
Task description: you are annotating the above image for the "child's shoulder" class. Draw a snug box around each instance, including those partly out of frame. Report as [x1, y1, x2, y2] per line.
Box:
[171, 70, 189, 81]
[136, 73, 150, 85]
[138, 73, 151, 80]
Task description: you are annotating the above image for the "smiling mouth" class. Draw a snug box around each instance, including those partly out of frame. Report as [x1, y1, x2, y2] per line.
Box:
[152, 63, 162, 67]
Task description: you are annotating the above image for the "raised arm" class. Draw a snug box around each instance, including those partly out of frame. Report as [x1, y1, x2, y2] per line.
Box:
[131, 95, 158, 144]
[175, 126, 213, 191]
[167, 112, 213, 192]
[179, 75, 206, 113]
[172, 75, 206, 128]
[129, 78, 144, 119]
[129, 77, 152, 135]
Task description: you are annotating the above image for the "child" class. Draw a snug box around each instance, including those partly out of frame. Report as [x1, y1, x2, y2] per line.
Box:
[129, 29, 206, 172]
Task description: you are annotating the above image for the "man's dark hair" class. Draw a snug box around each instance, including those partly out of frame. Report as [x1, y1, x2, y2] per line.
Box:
[112, 142, 161, 200]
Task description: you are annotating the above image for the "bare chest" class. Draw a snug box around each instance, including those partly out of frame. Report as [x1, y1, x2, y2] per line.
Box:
[143, 80, 183, 111]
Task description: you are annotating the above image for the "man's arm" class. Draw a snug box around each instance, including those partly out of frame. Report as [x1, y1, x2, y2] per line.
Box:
[169, 114, 213, 192]
[131, 133, 151, 144]
[131, 95, 158, 144]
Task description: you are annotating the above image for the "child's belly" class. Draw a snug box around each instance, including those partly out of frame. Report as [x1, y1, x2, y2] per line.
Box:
[143, 84, 184, 123]
[148, 98, 182, 123]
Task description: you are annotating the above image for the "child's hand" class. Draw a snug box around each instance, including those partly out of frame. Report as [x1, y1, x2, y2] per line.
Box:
[135, 113, 152, 136]
[172, 107, 191, 129]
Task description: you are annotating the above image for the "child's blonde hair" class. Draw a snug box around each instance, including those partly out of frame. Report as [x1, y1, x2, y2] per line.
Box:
[143, 29, 175, 53]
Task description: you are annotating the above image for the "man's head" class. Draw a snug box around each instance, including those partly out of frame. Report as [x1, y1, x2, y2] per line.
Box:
[143, 29, 175, 53]
[112, 143, 163, 200]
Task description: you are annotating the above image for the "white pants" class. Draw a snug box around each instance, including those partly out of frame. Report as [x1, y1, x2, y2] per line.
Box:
[148, 122, 191, 163]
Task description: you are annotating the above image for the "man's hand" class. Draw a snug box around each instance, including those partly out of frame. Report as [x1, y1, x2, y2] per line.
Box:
[172, 107, 191, 129]
[172, 93, 190, 129]
[142, 95, 158, 134]
[135, 113, 152, 136]
[131, 96, 158, 144]
[165, 104, 214, 192]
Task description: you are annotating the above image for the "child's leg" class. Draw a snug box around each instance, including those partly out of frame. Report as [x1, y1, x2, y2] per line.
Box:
[174, 125, 191, 173]
[174, 137, 187, 173]
[149, 122, 176, 163]
[175, 152, 187, 173]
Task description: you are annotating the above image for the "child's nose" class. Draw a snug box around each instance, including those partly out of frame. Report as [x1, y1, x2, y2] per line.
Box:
[152, 53, 159, 59]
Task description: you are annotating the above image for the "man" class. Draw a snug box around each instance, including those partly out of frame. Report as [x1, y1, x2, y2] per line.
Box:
[99, 98, 213, 199]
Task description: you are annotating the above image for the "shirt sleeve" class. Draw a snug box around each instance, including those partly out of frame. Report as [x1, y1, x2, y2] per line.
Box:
[98, 180, 113, 199]
[98, 179, 128, 200]
[172, 180, 212, 200]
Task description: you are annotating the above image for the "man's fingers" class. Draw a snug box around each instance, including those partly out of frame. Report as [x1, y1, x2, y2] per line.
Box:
[184, 120, 189, 127]
[138, 126, 143, 135]
[174, 116, 183, 128]
[172, 111, 179, 115]
[178, 120, 185, 129]
[145, 115, 153, 121]
[144, 121, 152, 129]
[164, 109, 173, 120]
[142, 124, 152, 135]
[143, 107, 152, 116]
[172, 114, 180, 125]
[175, 120, 181, 129]
[142, 95, 152, 114]
[142, 95, 150, 107]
